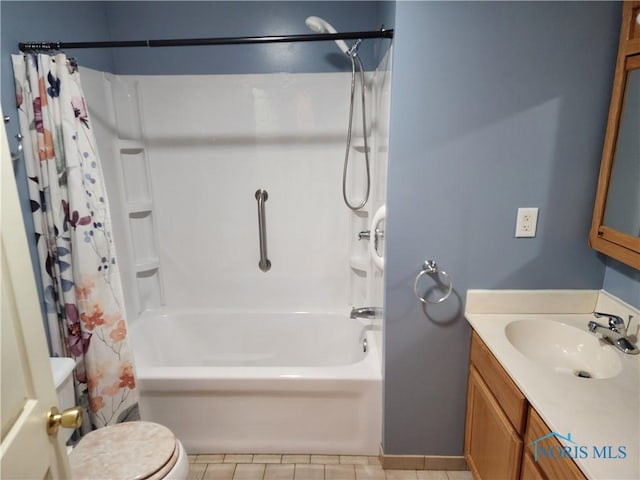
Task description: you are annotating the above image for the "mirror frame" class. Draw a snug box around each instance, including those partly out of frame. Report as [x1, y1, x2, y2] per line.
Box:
[589, 1, 640, 270]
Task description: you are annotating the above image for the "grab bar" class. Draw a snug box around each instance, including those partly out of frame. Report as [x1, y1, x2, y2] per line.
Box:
[255, 189, 271, 272]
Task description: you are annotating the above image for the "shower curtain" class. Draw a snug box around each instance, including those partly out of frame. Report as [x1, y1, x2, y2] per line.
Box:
[11, 53, 139, 428]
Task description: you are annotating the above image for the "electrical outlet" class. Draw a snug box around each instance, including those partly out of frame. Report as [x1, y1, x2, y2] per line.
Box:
[515, 208, 539, 238]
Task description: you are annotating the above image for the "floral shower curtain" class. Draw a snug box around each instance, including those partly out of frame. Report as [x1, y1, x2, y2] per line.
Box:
[12, 53, 139, 428]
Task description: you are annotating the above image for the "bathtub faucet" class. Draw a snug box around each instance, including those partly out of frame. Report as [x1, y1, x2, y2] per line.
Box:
[350, 307, 380, 319]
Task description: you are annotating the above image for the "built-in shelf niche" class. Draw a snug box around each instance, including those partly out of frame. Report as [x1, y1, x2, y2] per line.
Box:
[350, 209, 370, 273]
[106, 74, 164, 315]
[135, 257, 160, 273]
[129, 211, 158, 261]
[136, 268, 163, 312]
[127, 201, 153, 214]
[111, 79, 142, 141]
[349, 255, 368, 272]
[120, 146, 151, 205]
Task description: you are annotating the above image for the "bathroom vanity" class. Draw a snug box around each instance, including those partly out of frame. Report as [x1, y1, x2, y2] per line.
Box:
[466, 332, 585, 479]
[463, 290, 639, 480]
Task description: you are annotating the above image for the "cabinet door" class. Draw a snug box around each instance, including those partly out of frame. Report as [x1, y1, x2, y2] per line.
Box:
[465, 366, 523, 480]
[524, 408, 586, 480]
[521, 453, 546, 480]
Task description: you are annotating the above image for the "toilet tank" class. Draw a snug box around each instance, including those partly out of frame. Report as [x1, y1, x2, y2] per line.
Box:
[49, 357, 76, 443]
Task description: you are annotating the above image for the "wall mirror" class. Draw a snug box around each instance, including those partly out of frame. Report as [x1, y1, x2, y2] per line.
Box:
[590, 1, 640, 270]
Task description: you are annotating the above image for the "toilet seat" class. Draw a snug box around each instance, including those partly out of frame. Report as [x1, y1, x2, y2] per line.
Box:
[69, 421, 179, 480]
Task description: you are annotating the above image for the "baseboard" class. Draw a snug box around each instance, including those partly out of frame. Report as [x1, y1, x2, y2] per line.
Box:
[379, 445, 468, 471]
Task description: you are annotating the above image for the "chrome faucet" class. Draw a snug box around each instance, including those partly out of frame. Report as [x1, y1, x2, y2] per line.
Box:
[588, 312, 639, 355]
[350, 307, 380, 319]
[594, 312, 626, 333]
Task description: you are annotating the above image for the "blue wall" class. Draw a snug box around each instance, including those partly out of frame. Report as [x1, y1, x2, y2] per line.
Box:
[105, 1, 387, 74]
[383, 1, 620, 454]
[604, 259, 640, 308]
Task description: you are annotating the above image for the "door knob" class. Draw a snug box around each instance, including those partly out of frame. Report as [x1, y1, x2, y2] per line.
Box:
[46, 406, 83, 436]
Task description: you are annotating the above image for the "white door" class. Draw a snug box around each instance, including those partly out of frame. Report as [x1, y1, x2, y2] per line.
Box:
[0, 110, 72, 479]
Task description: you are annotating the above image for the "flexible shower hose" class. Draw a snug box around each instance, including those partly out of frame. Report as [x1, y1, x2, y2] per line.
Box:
[342, 53, 370, 211]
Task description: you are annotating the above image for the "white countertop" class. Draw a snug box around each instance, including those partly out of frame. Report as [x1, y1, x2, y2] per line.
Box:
[465, 289, 639, 480]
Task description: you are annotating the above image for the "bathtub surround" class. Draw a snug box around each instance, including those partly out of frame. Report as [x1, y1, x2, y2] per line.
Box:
[11, 53, 139, 427]
[80, 64, 389, 313]
[78, 42, 391, 450]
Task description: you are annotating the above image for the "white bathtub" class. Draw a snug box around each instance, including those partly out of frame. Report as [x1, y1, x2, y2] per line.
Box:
[129, 310, 382, 454]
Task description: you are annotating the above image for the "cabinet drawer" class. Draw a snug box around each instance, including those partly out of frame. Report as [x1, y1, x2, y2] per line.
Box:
[524, 408, 586, 480]
[469, 331, 527, 434]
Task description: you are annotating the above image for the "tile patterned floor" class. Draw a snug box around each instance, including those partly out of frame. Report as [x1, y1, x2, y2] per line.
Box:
[186, 455, 473, 480]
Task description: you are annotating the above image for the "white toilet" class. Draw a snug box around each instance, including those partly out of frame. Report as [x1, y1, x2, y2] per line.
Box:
[50, 357, 189, 480]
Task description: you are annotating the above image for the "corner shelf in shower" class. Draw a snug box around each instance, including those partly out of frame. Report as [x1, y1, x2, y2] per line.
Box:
[134, 257, 160, 273]
[127, 201, 153, 215]
[354, 205, 370, 217]
[352, 145, 371, 154]
[349, 255, 369, 272]
[107, 76, 164, 313]
[117, 139, 145, 154]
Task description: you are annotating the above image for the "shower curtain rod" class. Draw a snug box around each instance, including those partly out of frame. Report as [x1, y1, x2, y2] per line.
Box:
[19, 29, 393, 51]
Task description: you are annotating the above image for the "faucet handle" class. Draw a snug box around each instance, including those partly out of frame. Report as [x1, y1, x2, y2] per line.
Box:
[594, 312, 626, 334]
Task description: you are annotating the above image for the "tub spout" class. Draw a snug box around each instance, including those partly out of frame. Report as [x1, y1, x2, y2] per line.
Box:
[350, 307, 380, 319]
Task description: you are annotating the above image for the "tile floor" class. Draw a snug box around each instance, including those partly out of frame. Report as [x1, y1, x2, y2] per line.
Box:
[186, 454, 472, 480]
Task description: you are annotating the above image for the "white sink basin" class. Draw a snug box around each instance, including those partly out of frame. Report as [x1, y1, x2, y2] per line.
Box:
[505, 319, 622, 379]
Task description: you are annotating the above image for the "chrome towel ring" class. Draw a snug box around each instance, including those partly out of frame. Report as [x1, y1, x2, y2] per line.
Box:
[413, 260, 453, 304]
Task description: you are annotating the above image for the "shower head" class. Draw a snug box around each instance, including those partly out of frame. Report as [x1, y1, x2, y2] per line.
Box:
[305, 16, 350, 56]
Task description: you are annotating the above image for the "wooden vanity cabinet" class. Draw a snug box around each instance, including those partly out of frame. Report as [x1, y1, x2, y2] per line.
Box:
[465, 332, 526, 479]
[465, 332, 586, 480]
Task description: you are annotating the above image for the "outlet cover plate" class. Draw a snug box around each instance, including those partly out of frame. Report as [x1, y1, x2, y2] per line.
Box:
[515, 207, 539, 238]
